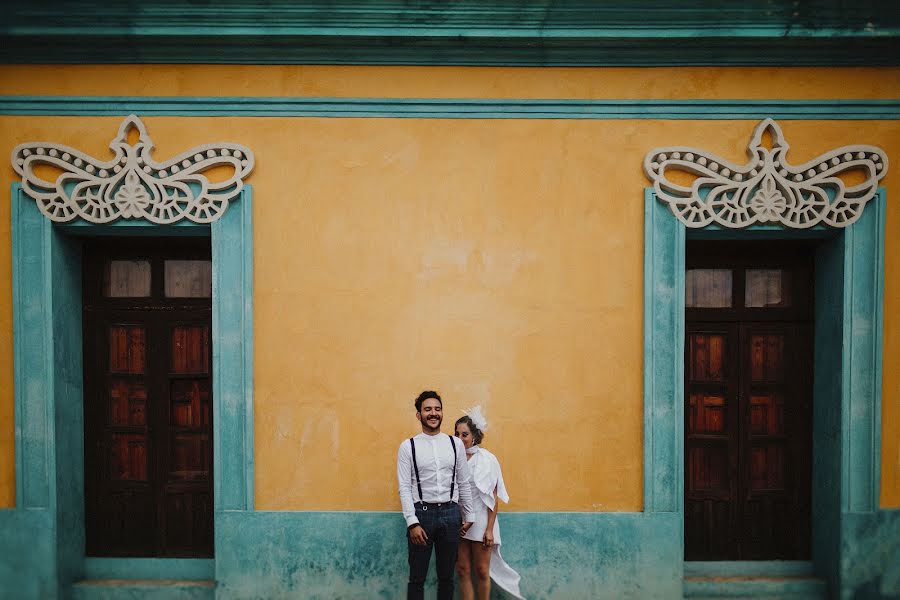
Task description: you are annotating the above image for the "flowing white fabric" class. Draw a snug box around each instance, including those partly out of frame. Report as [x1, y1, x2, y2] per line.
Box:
[461, 447, 525, 600]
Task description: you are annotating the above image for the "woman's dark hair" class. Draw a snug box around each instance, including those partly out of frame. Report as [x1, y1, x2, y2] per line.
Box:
[455, 415, 484, 446]
[414, 390, 442, 412]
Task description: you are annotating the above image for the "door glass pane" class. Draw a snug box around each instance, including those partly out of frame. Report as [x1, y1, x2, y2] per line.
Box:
[109, 325, 146, 374]
[746, 269, 792, 307]
[686, 269, 732, 308]
[103, 260, 151, 297]
[165, 260, 212, 298]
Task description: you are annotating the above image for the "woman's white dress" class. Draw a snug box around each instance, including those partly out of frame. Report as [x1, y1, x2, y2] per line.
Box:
[462, 447, 525, 599]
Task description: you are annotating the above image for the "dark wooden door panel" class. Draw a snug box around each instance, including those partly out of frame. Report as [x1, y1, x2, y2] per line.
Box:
[686, 498, 736, 560]
[84, 240, 213, 558]
[685, 242, 812, 561]
[163, 490, 214, 556]
[685, 325, 739, 560]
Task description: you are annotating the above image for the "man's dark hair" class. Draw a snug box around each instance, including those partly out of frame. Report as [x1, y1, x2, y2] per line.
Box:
[414, 390, 442, 412]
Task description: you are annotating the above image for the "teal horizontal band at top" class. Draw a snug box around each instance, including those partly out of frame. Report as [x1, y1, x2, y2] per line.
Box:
[0, 97, 898, 119]
[2, 0, 899, 66]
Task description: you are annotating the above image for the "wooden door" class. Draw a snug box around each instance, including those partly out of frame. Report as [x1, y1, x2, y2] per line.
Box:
[684, 242, 813, 561]
[83, 239, 214, 557]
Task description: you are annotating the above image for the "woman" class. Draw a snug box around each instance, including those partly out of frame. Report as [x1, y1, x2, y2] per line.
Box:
[454, 407, 524, 600]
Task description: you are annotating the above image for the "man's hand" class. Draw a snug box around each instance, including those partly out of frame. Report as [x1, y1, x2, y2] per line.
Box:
[460, 521, 474, 536]
[409, 525, 428, 546]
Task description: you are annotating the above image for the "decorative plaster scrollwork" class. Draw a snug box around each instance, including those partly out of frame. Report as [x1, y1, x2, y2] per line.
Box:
[643, 119, 888, 229]
[11, 115, 254, 224]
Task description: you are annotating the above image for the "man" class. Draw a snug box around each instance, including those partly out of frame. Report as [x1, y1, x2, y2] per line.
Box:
[397, 390, 475, 600]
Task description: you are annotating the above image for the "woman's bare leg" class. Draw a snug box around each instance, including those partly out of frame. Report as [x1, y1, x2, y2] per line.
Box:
[456, 539, 475, 600]
[472, 542, 492, 600]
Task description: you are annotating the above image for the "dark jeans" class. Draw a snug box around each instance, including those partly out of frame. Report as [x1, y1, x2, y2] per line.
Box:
[407, 502, 461, 600]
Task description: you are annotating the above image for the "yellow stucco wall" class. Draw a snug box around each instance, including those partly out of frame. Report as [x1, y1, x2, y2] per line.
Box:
[0, 67, 898, 511]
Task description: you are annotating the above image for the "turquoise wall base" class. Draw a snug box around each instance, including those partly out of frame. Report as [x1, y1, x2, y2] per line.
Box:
[0, 509, 55, 599]
[215, 511, 681, 600]
[842, 510, 900, 599]
[2, 509, 898, 599]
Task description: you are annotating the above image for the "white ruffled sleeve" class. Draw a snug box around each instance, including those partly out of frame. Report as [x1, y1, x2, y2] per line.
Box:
[470, 449, 509, 510]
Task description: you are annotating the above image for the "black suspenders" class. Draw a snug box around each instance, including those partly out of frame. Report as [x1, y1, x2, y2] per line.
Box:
[409, 435, 457, 506]
[409, 437, 424, 501]
[449, 435, 457, 499]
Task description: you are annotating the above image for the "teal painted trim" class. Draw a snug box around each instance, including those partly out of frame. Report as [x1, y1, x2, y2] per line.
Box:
[4, 40, 897, 67]
[212, 189, 254, 512]
[684, 561, 814, 577]
[6, 185, 254, 597]
[10, 184, 52, 510]
[643, 188, 888, 596]
[813, 233, 845, 596]
[683, 575, 826, 597]
[842, 190, 886, 514]
[643, 190, 685, 514]
[4, 1, 897, 36]
[72, 580, 215, 600]
[51, 229, 85, 596]
[2, 0, 898, 67]
[1, 97, 899, 119]
[83, 559, 215, 581]
[58, 222, 210, 236]
[214, 510, 682, 600]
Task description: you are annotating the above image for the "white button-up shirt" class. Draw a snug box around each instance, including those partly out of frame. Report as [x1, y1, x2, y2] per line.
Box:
[397, 432, 476, 528]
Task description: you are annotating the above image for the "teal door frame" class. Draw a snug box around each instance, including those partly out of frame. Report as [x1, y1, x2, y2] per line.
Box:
[643, 188, 888, 597]
[3, 183, 254, 595]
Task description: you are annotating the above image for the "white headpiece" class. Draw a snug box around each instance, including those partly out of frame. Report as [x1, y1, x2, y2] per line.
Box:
[463, 405, 489, 433]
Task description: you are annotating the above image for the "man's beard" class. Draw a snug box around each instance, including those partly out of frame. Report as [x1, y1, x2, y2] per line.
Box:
[422, 416, 442, 432]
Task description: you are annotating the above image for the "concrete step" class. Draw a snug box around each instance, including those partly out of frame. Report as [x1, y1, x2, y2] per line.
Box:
[683, 575, 826, 599]
[684, 561, 815, 578]
[72, 579, 215, 600]
[684, 561, 826, 599]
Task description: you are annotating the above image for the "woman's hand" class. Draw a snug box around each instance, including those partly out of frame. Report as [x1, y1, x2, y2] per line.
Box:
[460, 521, 474, 537]
[482, 530, 494, 548]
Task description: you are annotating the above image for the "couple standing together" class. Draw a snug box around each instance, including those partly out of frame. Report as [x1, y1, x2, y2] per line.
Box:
[396, 390, 525, 600]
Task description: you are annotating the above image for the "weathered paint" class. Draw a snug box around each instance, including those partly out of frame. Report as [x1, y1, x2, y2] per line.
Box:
[0, 64, 898, 599]
[642, 188, 685, 514]
[4, 1, 898, 66]
[83, 560, 214, 581]
[214, 511, 680, 600]
[0, 509, 55, 600]
[841, 510, 900, 599]
[71, 581, 214, 600]
[1, 115, 899, 512]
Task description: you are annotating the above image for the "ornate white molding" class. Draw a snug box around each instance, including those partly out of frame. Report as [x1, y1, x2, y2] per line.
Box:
[643, 119, 888, 229]
[11, 115, 254, 224]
